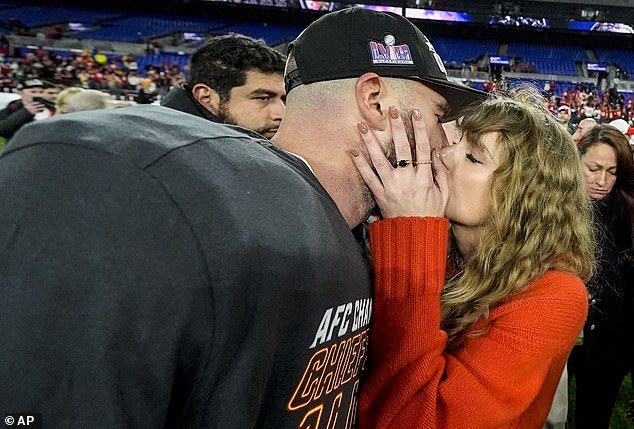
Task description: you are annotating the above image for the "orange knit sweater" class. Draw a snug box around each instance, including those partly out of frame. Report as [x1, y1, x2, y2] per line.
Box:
[358, 217, 589, 429]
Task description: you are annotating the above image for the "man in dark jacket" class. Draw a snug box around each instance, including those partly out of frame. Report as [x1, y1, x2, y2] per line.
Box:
[0, 8, 485, 429]
[161, 34, 286, 139]
[0, 79, 52, 139]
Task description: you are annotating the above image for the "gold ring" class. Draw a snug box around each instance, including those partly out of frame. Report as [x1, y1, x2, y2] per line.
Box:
[413, 160, 433, 165]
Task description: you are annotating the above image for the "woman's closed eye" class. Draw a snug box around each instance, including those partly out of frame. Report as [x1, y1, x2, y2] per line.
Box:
[466, 153, 483, 164]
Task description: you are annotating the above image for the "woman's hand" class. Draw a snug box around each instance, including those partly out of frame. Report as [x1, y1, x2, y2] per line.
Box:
[351, 106, 448, 219]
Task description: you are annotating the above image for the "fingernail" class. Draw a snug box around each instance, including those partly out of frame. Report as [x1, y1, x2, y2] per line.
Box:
[351, 148, 360, 157]
[413, 109, 422, 120]
[388, 106, 399, 119]
[357, 122, 369, 134]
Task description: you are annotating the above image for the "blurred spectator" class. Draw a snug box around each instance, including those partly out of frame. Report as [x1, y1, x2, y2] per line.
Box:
[568, 124, 634, 429]
[55, 87, 84, 114]
[608, 118, 634, 148]
[39, 80, 63, 114]
[65, 89, 112, 113]
[608, 118, 634, 135]
[46, 25, 63, 40]
[557, 104, 573, 133]
[0, 79, 53, 139]
[42, 81, 61, 104]
[573, 118, 598, 144]
[161, 34, 286, 139]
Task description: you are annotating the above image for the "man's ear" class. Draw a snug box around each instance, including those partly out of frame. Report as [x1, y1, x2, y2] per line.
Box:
[355, 72, 389, 131]
[191, 83, 221, 115]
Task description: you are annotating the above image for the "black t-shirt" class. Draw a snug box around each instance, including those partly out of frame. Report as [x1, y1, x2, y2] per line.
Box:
[0, 105, 373, 428]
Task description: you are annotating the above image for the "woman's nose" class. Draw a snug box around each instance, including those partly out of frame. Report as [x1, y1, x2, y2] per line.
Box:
[439, 144, 456, 168]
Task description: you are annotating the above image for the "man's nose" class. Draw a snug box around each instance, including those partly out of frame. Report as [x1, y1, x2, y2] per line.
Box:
[269, 99, 285, 121]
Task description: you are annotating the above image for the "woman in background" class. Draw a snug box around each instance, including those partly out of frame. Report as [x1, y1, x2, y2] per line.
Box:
[568, 124, 634, 429]
[352, 95, 595, 428]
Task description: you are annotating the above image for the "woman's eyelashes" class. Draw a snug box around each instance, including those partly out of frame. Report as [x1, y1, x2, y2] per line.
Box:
[466, 153, 483, 164]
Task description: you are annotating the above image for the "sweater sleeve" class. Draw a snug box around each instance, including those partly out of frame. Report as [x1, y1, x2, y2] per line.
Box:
[358, 217, 589, 429]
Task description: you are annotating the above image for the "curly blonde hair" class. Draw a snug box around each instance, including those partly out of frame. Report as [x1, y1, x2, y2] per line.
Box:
[441, 94, 595, 346]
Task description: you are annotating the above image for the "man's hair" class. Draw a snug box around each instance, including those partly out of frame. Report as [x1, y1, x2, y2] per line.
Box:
[441, 94, 595, 346]
[189, 34, 286, 103]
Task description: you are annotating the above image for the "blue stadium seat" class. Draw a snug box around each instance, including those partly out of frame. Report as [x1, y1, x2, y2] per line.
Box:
[507, 43, 587, 76]
[431, 37, 500, 64]
[214, 22, 304, 46]
[75, 14, 233, 43]
[134, 53, 190, 75]
[595, 48, 634, 77]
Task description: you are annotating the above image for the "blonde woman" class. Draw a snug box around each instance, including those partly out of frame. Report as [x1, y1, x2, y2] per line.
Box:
[54, 87, 84, 114]
[352, 96, 594, 428]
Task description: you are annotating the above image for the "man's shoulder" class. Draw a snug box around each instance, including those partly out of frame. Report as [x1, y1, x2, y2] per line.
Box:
[161, 85, 220, 123]
[4, 105, 274, 167]
[3, 104, 322, 200]
[160, 85, 192, 111]
[0, 99, 23, 113]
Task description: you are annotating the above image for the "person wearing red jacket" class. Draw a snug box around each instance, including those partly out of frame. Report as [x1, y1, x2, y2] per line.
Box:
[351, 94, 594, 428]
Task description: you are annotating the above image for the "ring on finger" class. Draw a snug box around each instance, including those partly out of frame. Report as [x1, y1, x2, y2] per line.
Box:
[413, 160, 433, 165]
[396, 159, 413, 167]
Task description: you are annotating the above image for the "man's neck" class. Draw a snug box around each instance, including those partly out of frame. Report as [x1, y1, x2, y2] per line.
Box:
[274, 128, 369, 229]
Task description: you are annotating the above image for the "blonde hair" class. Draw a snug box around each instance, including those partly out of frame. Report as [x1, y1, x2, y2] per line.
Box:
[55, 87, 84, 114]
[65, 89, 112, 113]
[441, 94, 595, 346]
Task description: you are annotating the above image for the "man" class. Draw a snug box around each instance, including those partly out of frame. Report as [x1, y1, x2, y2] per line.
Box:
[0, 8, 484, 428]
[161, 34, 286, 139]
[572, 117, 598, 144]
[0, 79, 51, 139]
[557, 104, 574, 134]
[42, 81, 62, 106]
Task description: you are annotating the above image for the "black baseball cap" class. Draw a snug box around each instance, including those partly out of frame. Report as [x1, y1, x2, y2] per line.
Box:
[285, 7, 486, 122]
[18, 79, 44, 90]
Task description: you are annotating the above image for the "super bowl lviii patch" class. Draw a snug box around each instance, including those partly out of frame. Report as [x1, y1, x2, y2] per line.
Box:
[369, 34, 414, 65]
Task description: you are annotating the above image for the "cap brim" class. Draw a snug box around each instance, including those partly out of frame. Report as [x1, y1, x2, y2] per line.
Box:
[408, 76, 487, 122]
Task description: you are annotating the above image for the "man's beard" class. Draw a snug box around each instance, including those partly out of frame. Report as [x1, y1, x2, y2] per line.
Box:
[218, 103, 278, 138]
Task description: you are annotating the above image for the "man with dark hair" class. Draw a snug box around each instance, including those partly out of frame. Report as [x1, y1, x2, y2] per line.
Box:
[0, 8, 484, 429]
[162, 33, 286, 138]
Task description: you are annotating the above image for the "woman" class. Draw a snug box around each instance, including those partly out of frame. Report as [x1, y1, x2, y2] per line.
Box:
[54, 87, 84, 114]
[568, 124, 634, 429]
[351, 96, 595, 428]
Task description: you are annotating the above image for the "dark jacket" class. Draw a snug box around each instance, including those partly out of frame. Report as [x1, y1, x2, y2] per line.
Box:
[0, 105, 372, 428]
[583, 201, 633, 366]
[160, 84, 221, 123]
[569, 200, 634, 429]
[0, 99, 35, 139]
